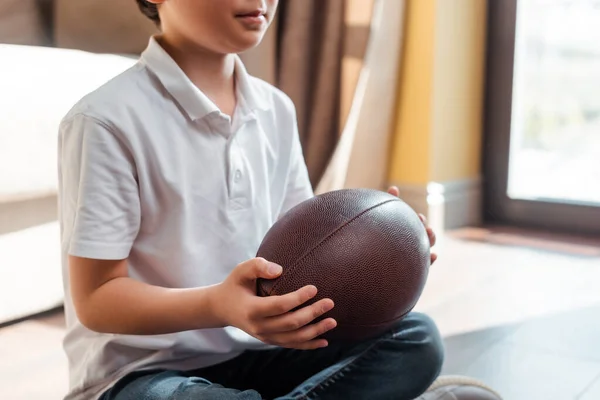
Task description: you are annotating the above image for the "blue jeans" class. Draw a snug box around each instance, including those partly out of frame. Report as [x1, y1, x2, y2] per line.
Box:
[100, 313, 443, 400]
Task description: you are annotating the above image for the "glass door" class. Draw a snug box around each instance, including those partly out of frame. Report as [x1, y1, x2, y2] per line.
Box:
[484, 0, 600, 235]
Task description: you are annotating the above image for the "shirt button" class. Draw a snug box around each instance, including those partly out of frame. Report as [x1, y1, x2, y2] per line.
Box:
[234, 170, 242, 183]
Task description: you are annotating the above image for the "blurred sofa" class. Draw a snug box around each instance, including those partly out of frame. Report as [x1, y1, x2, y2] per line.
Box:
[0, 0, 275, 324]
[0, 0, 155, 324]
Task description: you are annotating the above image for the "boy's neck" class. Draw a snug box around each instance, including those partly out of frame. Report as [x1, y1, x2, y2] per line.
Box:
[156, 34, 237, 116]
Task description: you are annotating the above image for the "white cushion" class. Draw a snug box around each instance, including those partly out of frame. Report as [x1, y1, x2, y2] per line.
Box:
[0, 222, 62, 323]
[0, 44, 137, 200]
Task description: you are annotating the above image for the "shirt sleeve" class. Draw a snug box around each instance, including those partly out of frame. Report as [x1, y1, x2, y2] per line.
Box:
[59, 113, 141, 260]
[279, 115, 314, 216]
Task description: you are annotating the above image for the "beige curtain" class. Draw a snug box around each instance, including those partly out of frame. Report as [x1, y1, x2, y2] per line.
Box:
[0, 0, 48, 45]
[274, 0, 346, 187]
[318, 0, 406, 193]
[244, 0, 407, 193]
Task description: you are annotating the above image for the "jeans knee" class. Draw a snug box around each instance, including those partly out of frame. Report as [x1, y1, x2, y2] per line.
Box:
[413, 313, 444, 360]
[391, 313, 445, 394]
[176, 383, 263, 400]
[420, 331, 444, 388]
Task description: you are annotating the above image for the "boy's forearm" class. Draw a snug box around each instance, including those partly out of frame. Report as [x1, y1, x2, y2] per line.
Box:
[79, 277, 224, 335]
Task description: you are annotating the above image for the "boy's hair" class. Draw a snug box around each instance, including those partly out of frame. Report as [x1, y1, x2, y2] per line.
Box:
[136, 0, 160, 25]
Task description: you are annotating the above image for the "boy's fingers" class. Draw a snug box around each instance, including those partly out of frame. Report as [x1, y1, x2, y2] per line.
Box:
[417, 213, 436, 247]
[387, 186, 400, 197]
[258, 298, 334, 333]
[284, 339, 329, 350]
[427, 227, 436, 246]
[235, 257, 282, 282]
[264, 318, 337, 347]
[431, 253, 438, 265]
[253, 285, 318, 318]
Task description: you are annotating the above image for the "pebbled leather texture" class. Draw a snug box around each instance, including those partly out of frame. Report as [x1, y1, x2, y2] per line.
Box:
[256, 188, 431, 342]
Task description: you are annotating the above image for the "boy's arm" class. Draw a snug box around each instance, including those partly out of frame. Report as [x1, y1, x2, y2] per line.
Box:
[70, 254, 335, 345]
[60, 115, 219, 334]
[69, 256, 222, 334]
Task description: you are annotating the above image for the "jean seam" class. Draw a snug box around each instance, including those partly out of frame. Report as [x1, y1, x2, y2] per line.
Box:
[296, 332, 394, 400]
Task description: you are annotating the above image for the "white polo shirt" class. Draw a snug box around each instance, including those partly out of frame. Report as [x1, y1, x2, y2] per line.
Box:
[58, 37, 313, 400]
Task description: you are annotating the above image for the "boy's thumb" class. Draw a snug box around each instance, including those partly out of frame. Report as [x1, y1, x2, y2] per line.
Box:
[236, 257, 282, 281]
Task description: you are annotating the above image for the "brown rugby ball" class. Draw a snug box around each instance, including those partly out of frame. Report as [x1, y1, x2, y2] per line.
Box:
[256, 188, 431, 342]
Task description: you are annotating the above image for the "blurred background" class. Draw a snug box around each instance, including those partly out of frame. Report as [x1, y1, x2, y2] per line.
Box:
[0, 0, 599, 399]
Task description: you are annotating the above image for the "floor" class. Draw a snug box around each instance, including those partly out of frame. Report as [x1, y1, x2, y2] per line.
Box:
[1, 226, 600, 400]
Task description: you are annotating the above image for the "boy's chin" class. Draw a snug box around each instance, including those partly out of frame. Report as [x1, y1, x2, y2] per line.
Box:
[229, 32, 267, 53]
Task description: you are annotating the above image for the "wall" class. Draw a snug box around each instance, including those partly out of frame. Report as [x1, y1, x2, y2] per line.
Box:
[431, 0, 487, 182]
[54, 0, 159, 54]
[387, 0, 487, 231]
[389, 0, 436, 185]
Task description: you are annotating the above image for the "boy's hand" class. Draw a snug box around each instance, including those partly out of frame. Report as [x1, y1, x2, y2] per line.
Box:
[211, 258, 336, 350]
[387, 186, 438, 265]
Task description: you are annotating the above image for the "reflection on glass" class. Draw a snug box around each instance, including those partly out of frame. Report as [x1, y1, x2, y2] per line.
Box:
[507, 0, 600, 206]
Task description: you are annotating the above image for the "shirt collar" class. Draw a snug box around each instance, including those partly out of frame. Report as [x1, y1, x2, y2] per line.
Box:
[232, 55, 270, 113]
[140, 36, 269, 121]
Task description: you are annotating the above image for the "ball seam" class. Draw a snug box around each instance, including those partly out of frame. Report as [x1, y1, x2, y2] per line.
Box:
[261, 197, 400, 296]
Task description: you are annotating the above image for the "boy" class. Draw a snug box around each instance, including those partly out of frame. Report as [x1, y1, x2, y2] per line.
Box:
[57, 1, 443, 399]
